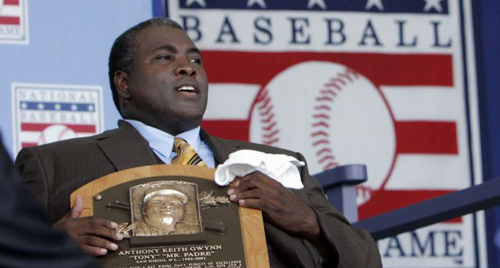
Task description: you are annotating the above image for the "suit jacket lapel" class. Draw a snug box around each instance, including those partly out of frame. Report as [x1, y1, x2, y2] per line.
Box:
[97, 121, 158, 171]
[200, 129, 235, 165]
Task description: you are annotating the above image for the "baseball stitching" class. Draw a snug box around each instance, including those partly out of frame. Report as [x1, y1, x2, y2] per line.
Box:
[311, 68, 360, 171]
[58, 126, 74, 140]
[256, 88, 280, 146]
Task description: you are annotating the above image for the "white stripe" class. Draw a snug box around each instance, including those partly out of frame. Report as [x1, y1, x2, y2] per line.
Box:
[204, 83, 260, 120]
[18, 131, 40, 142]
[0, 5, 21, 16]
[381, 86, 463, 120]
[385, 154, 470, 190]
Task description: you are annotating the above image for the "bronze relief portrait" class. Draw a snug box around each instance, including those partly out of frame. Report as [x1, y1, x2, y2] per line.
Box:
[129, 181, 202, 237]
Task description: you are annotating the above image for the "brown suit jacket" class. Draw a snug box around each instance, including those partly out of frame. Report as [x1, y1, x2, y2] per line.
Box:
[15, 121, 382, 268]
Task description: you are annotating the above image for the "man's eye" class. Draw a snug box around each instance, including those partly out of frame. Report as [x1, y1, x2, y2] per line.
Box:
[189, 58, 202, 64]
[157, 55, 173, 61]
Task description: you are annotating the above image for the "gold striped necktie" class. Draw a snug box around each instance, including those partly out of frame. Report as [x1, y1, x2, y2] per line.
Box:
[171, 138, 207, 166]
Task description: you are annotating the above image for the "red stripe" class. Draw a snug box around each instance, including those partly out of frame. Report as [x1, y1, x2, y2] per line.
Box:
[0, 16, 20, 25]
[21, 123, 96, 133]
[5, 0, 19, 5]
[359, 189, 462, 223]
[395, 121, 458, 154]
[21, 143, 38, 148]
[203, 52, 453, 87]
[201, 120, 249, 141]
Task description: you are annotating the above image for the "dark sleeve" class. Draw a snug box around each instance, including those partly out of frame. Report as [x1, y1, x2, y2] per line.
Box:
[295, 152, 383, 268]
[0, 141, 100, 268]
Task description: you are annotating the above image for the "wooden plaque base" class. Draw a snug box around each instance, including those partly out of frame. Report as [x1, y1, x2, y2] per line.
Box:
[71, 164, 269, 268]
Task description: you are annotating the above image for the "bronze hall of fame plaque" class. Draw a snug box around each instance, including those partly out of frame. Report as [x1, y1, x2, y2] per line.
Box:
[70, 165, 269, 268]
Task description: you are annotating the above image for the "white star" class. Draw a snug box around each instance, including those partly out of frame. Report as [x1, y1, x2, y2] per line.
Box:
[366, 0, 384, 11]
[247, 0, 266, 8]
[424, 0, 443, 13]
[186, 0, 206, 8]
[55, 104, 61, 110]
[71, 104, 77, 111]
[307, 0, 327, 10]
[37, 103, 44, 110]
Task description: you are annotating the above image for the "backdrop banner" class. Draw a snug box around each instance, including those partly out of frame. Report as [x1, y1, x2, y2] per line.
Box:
[161, 0, 487, 267]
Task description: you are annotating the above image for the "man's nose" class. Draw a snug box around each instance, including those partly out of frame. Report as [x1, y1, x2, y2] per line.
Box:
[175, 62, 196, 76]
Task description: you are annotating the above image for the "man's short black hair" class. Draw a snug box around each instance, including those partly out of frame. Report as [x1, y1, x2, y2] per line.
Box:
[108, 18, 183, 114]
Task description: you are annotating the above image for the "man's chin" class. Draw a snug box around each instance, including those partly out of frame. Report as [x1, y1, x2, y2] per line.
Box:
[171, 114, 204, 131]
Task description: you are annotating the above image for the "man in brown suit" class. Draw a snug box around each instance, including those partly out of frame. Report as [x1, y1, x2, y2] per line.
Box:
[15, 18, 382, 268]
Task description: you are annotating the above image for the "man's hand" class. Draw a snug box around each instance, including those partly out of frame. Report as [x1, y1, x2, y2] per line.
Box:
[53, 195, 123, 256]
[227, 172, 321, 241]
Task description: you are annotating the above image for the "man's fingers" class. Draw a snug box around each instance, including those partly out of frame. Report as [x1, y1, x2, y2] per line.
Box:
[228, 172, 321, 239]
[72, 228, 121, 256]
[55, 196, 84, 224]
[60, 217, 123, 242]
[228, 172, 287, 211]
[74, 218, 122, 241]
[81, 235, 119, 251]
[70, 195, 84, 219]
[89, 217, 119, 231]
[80, 244, 107, 256]
[235, 172, 278, 193]
[54, 213, 123, 257]
[80, 244, 118, 256]
[229, 188, 263, 202]
[236, 197, 266, 210]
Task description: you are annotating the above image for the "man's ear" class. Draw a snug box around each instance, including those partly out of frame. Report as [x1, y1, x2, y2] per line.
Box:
[114, 70, 131, 99]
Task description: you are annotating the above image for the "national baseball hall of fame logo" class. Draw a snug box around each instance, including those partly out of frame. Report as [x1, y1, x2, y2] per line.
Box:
[12, 83, 103, 154]
[0, 0, 28, 44]
[164, 0, 486, 267]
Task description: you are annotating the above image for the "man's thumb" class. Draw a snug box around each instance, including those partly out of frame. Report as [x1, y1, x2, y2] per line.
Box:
[69, 195, 84, 219]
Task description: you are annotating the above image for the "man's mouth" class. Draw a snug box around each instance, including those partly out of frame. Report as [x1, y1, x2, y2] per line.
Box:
[176, 85, 197, 93]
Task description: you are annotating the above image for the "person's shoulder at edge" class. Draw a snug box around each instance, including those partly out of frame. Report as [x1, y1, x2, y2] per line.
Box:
[0, 137, 101, 268]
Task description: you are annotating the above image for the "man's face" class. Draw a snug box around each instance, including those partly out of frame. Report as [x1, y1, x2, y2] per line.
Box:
[122, 26, 208, 135]
[145, 195, 185, 221]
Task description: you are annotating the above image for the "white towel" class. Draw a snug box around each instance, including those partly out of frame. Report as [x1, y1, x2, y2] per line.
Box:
[214, 149, 305, 189]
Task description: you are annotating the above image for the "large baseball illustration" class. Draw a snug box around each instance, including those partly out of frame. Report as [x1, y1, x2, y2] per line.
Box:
[249, 61, 397, 205]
